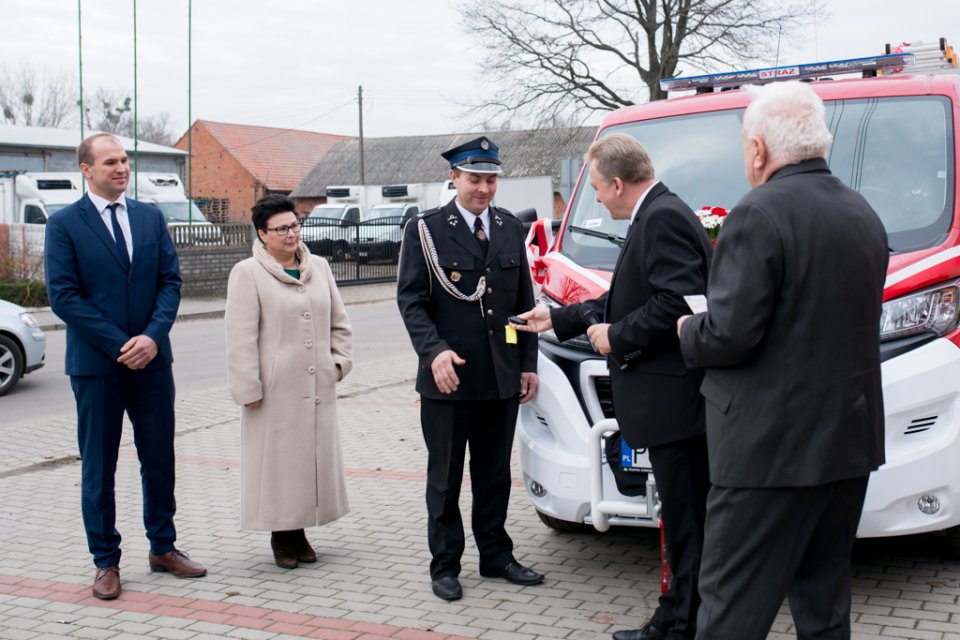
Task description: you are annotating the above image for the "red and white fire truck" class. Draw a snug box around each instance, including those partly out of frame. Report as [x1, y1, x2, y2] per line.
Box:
[519, 40, 960, 555]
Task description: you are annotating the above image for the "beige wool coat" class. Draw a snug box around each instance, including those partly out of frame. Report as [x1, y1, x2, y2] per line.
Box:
[225, 240, 353, 531]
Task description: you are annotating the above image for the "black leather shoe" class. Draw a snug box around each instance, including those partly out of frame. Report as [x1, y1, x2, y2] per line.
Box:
[612, 622, 667, 640]
[480, 561, 544, 585]
[431, 575, 463, 601]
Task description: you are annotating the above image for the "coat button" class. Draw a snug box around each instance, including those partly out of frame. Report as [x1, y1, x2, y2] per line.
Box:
[308, 366, 316, 374]
[314, 398, 321, 404]
[305, 340, 313, 348]
[486, 267, 491, 273]
[303, 311, 312, 319]
[487, 309, 493, 316]
[488, 330, 493, 335]
[486, 287, 493, 294]
[298, 286, 306, 293]
[453, 261, 459, 266]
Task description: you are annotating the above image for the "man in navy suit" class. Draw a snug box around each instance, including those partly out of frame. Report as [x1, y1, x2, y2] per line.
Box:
[44, 133, 206, 601]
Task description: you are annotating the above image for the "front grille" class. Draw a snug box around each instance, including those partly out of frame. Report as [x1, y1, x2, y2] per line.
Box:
[595, 376, 615, 419]
[904, 415, 937, 435]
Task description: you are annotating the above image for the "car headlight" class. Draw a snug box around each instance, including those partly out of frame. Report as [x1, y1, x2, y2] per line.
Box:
[18, 312, 39, 329]
[880, 283, 960, 341]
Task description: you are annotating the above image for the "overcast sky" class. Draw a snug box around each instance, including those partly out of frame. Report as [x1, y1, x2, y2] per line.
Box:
[1, 0, 958, 140]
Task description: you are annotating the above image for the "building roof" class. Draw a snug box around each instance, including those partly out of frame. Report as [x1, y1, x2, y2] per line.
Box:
[291, 127, 596, 197]
[0, 124, 187, 156]
[178, 120, 350, 191]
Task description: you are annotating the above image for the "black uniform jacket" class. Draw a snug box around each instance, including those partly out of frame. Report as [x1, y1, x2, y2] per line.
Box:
[397, 200, 538, 401]
[680, 159, 889, 488]
[552, 183, 713, 448]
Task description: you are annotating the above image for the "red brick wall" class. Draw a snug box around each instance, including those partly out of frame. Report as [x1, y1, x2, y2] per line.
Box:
[175, 124, 261, 222]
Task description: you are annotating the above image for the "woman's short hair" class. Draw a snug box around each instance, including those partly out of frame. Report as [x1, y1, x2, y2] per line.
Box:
[743, 82, 833, 165]
[251, 194, 297, 233]
[584, 134, 654, 185]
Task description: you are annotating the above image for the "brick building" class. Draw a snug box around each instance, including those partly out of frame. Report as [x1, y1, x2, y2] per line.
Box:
[174, 121, 349, 222]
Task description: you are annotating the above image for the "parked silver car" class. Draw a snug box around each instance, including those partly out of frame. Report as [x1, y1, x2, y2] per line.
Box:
[0, 299, 46, 396]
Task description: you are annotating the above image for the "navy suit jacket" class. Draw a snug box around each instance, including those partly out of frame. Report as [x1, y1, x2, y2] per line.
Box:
[44, 194, 182, 377]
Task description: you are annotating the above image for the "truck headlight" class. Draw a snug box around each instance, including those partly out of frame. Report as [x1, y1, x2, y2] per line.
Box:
[880, 283, 960, 341]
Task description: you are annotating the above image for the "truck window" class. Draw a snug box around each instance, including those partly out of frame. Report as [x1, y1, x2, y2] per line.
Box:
[562, 110, 750, 270]
[23, 205, 47, 225]
[561, 95, 954, 269]
[828, 96, 952, 253]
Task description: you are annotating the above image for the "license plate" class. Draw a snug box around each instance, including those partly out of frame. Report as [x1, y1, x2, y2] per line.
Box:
[620, 438, 652, 473]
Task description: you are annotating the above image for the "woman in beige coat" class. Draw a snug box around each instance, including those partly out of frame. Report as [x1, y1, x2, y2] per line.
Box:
[225, 194, 353, 568]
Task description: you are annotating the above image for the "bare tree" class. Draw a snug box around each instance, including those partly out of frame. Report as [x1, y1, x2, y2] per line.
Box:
[83, 89, 176, 145]
[0, 65, 78, 127]
[460, 0, 821, 126]
[137, 112, 176, 146]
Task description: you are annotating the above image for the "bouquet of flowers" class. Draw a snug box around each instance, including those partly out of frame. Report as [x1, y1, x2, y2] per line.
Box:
[695, 206, 728, 242]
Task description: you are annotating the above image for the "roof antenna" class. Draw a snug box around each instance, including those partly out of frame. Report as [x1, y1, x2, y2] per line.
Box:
[775, 24, 782, 66]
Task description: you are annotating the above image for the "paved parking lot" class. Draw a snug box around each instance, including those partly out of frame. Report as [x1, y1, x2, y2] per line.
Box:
[2, 306, 960, 639]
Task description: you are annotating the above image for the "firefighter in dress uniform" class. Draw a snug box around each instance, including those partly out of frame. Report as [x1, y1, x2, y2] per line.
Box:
[397, 136, 544, 601]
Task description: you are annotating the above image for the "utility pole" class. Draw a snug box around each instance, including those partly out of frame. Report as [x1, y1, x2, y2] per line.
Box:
[358, 85, 365, 184]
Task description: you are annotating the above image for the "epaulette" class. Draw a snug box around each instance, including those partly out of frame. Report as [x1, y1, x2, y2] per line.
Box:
[419, 207, 442, 219]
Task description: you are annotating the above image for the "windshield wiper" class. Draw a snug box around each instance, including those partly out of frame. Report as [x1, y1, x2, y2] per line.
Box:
[568, 225, 625, 247]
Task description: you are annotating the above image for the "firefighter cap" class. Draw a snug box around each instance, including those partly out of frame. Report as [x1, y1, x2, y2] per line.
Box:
[441, 136, 502, 174]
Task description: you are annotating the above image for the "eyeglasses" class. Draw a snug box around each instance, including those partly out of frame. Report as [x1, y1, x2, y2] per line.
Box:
[265, 222, 302, 236]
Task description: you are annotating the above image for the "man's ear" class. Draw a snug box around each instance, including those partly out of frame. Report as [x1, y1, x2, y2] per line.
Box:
[612, 176, 625, 195]
[751, 136, 767, 172]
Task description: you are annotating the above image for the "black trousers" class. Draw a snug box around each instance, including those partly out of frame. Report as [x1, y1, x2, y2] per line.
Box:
[71, 366, 177, 568]
[696, 476, 870, 640]
[647, 433, 710, 640]
[420, 396, 519, 579]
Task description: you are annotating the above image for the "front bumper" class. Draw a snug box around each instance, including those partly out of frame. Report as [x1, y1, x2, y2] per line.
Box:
[518, 336, 960, 538]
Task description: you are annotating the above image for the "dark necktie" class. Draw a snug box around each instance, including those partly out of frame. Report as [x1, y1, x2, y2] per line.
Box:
[474, 217, 489, 253]
[107, 203, 130, 269]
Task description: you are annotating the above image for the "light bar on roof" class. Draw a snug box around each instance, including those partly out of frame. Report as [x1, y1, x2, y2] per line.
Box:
[660, 53, 915, 93]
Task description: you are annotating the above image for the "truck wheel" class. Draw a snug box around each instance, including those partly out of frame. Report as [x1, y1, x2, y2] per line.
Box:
[0, 335, 25, 396]
[536, 510, 595, 533]
[947, 525, 960, 558]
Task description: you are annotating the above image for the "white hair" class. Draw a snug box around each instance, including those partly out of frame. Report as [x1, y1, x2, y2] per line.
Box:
[742, 82, 833, 165]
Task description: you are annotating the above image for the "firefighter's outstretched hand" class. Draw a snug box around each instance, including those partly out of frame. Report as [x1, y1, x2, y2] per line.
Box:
[587, 323, 612, 355]
[432, 349, 465, 394]
[513, 306, 552, 333]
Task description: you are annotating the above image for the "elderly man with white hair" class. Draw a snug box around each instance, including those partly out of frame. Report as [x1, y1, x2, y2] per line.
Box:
[676, 82, 889, 639]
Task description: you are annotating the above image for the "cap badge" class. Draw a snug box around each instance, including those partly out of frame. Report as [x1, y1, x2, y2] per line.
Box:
[480, 139, 489, 150]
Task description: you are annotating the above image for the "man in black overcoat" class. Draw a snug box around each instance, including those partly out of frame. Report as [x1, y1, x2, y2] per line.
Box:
[517, 134, 713, 640]
[678, 82, 889, 640]
[397, 136, 543, 601]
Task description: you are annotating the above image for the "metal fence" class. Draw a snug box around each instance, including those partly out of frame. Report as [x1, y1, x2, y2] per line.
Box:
[300, 216, 405, 285]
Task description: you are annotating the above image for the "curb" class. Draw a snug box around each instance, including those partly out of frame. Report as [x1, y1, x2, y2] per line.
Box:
[34, 294, 397, 332]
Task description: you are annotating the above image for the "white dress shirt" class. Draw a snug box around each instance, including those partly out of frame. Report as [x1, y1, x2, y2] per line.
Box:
[87, 191, 133, 261]
[629, 180, 661, 225]
[454, 200, 491, 241]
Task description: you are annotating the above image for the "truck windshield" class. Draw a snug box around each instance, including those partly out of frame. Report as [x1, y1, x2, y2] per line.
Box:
[156, 202, 210, 223]
[562, 96, 953, 269]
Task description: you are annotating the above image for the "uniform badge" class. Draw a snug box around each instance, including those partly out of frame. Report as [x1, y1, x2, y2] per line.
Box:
[450, 271, 462, 282]
[480, 139, 489, 150]
[493, 214, 503, 227]
[447, 214, 459, 227]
